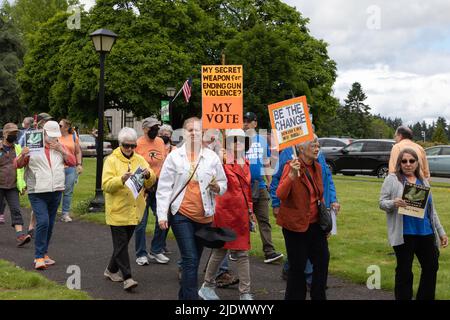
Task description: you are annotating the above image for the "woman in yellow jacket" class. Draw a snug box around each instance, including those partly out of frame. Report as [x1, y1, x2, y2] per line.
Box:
[102, 127, 156, 291]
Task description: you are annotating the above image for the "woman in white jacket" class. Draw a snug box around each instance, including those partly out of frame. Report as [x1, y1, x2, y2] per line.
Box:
[157, 117, 227, 300]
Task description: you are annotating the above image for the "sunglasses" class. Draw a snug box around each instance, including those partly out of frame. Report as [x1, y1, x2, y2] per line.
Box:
[122, 143, 137, 149]
[401, 159, 416, 164]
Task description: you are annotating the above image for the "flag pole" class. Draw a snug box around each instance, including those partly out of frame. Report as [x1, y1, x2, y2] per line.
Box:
[171, 86, 184, 103]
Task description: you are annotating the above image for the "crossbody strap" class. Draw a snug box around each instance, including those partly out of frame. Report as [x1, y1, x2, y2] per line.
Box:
[167, 157, 201, 211]
[303, 162, 321, 205]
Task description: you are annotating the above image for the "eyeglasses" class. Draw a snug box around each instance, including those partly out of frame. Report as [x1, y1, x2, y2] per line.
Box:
[401, 159, 416, 164]
[122, 143, 137, 149]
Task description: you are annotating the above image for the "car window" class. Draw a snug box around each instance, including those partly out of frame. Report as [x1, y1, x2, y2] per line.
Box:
[319, 139, 329, 147]
[380, 142, 394, 152]
[426, 147, 441, 156]
[344, 142, 364, 152]
[441, 147, 450, 156]
[362, 141, 381, 152]
[327, 140, 345, 147]
[80, 135, 95, 143]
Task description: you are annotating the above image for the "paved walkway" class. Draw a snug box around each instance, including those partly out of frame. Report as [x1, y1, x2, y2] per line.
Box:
[0, 208, 393, 300]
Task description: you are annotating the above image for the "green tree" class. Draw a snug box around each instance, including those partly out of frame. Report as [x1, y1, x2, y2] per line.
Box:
[5, 0, 71, 43]
[18, 0, 339, 129]
[339, 82, 371, 138]
[432, 123, 449, 144]
[0, 7, 25, 124]
[369, 117, 394, 139]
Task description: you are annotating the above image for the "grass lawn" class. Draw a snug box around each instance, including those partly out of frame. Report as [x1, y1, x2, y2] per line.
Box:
[0, 260, 91, 300]
[24, 158, 450, 299]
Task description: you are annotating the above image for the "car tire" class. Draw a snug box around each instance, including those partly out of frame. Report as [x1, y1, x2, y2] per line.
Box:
[377, 165, 389, 179]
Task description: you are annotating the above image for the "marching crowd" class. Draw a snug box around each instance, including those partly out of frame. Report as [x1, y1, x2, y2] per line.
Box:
[0, 112, 448, 300]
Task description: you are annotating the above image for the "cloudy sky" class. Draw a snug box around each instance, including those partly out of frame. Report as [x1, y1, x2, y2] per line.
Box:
[79, 1, 450, 124]
[282, 0, 450, 125]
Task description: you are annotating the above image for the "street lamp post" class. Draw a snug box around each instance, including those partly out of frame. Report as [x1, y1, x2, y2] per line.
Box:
[166, 87, 176, 125]
[88, 29, 117, 212]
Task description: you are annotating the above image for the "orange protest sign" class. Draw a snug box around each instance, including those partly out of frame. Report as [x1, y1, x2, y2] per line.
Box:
[268, 96, 314, 150]
[202, 65, 243, 129]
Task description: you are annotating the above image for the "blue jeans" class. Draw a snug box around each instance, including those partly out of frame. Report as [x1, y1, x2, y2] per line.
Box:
[135, 191, 168, 257]
[29, 192, 62, 259]
[61, 167, 77, 215]
[171, 212, 210, 300]
[284, 259, 313, 285]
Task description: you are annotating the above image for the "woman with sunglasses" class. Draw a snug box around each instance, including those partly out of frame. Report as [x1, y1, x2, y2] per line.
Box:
[380, 148, 448, 300]
[102, 127, 156, 291]
[199, 129, 256, 300]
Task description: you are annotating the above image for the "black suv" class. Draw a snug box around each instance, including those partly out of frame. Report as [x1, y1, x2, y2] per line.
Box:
[325, 139, 395, 178]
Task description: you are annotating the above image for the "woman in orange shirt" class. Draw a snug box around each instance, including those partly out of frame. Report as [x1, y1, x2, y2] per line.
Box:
[58, 119, 82, 222]
[156, 117, 227, 300]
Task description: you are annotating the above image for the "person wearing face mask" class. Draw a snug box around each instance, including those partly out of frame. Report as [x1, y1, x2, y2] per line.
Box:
[15, 121, 76, 270]
[159, 124, 177, 156]
[134, 116, 169, 266]
[0, 123, 30, 246]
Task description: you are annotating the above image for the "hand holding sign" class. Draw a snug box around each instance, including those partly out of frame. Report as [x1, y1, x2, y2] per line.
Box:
[289, 159, 302, 180]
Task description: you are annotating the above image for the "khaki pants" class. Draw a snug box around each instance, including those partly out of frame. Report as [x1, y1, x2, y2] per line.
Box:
[204, 248, 251, 294]
[254, 188, 276, 257]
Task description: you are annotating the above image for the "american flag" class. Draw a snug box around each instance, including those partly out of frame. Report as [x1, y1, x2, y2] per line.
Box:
[182, 77, 192, 103]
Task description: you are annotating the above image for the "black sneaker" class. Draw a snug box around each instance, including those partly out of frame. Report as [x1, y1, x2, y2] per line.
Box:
[264, 252, 284, 264]
[17, 234, 31, 247]
[27, 229, 34, 239]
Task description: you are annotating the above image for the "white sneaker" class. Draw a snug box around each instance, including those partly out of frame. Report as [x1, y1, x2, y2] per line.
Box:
[198, 283, 220, 300]
[61, 215, 72, 222]
[149, 252, 170, 264]
[104, 268, 123, 282]
[123, 278, 138, 291]
[240, 293, 254, 300]
[136, 256, 149, 266]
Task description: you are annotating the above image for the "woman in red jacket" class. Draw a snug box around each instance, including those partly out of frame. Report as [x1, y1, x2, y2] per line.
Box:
[199, 129, 256, 301]
[276, 136, 329, 300]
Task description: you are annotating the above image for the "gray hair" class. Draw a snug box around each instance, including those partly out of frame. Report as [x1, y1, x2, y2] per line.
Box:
[23, 117, 34, 126]
[297, 134, 319, 151]
[159, 124, 173, 134]
[118, 127, 137, 144]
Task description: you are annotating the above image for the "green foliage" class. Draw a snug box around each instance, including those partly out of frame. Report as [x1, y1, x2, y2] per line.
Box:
[18, 0, 338, 129]
[0, 260, 91, 300]
[369, 117, 394, 139]
[0, 9, 25, 124]
[432, 123, 449, 144]
[5, 0, 69, 45]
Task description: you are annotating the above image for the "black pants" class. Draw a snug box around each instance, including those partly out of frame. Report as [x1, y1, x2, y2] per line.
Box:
[0, 188, 24, 227]
[282, 223, 329, 300]
[393, 234, 439, 300]
[108, 225, 136, 280]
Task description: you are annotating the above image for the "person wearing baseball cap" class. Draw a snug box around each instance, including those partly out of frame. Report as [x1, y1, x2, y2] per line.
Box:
[0, 123, 30, 246]
[199, 129, 256, 300]
[134, 116, 170, 266]
[15, 120, 77, 270]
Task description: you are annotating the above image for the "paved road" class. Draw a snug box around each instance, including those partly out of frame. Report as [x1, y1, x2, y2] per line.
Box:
[0, 208, 393, 300]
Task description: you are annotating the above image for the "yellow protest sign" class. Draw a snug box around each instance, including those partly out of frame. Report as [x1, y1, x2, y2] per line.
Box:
[268, 96, 314, 150]
[202, 65, 243, 129]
